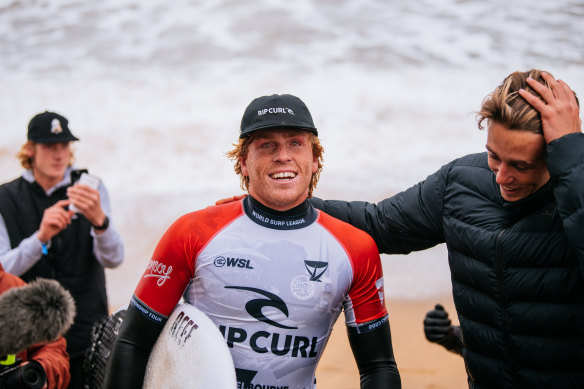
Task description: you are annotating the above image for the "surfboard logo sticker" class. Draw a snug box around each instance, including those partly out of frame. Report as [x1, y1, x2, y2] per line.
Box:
[168, 310, 199, 347]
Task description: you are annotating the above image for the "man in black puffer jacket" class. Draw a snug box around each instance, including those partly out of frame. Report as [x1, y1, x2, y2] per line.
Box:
[311, 69, 583, 388]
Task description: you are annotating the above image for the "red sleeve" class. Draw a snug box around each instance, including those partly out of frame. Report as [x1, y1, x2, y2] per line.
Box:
[25, 337, 71, 389]
[134, 202, 244, 316]
[317, 212, 388, 324]
[0, 264, 25, 291]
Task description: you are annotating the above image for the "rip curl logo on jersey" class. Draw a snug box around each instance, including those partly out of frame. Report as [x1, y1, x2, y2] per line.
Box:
[143, 260, 173, 286]
[304, 260, 327, 282]
[225, 286, 297, 329]
[213, 256, 254, 269]
[50, 118, 63, 134]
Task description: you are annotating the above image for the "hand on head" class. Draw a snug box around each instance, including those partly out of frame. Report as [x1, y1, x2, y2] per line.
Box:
[519, 72, 582, 144]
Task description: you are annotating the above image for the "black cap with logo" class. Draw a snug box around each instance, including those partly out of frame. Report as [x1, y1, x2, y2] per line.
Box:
[27, 111, 80, 143]
[240, 94, 317, 138]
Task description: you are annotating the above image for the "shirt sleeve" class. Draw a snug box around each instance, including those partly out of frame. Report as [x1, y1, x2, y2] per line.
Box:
[0, 213, 44, 276]
[25, 337, 71, 389]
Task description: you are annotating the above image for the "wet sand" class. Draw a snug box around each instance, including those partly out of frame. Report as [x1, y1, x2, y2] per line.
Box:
[316, 297, 468, 389]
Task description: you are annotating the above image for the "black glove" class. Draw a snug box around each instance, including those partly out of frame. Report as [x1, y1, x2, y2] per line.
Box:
[423, 304, 462, 355]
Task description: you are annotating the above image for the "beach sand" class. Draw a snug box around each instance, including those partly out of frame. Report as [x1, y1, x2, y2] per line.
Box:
[315, 297, 468, 389]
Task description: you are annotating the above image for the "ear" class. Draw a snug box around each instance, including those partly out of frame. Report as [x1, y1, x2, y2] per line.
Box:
[25, 142, 35, 159]
[240, 156, 249, 177]
[312, 155, 318, 174]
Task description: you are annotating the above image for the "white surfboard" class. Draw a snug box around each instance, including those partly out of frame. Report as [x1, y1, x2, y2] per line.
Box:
[143, 303, 236, 389]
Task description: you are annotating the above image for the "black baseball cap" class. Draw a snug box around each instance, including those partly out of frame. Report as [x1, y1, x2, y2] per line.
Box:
[240, 94, 318, 138]
[27, 111, 80, 143]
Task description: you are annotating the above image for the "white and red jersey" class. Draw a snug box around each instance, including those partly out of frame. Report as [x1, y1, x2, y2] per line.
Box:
[133, 197, 388, 389]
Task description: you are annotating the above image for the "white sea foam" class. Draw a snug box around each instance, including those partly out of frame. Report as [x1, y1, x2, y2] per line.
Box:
[0, 0, 582, 304]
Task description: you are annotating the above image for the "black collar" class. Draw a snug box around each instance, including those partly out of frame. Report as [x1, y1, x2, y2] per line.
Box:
[243, 195, 318, 230]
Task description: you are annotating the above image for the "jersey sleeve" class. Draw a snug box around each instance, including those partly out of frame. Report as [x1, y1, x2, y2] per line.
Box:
[134, 202, 244, 319]
[344, 233, 388, 334]
[317, 212, 388, 333]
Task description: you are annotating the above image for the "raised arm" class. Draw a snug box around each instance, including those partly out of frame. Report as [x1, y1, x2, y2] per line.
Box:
[521, 73, 584, 271]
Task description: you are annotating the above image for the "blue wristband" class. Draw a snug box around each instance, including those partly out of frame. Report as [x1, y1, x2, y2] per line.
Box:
[41, 242, 48, 255]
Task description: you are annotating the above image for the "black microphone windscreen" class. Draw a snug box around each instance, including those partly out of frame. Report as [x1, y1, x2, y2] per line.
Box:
[0, 278, 76, 356]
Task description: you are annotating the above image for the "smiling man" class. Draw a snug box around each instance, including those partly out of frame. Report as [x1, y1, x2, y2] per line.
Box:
[104, 94, 401, 389]
[310, 70, 584, 388]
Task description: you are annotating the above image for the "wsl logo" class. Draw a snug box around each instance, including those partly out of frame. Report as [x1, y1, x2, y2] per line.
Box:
[214, 256, 254, 269]
[304, 260, 328, 282]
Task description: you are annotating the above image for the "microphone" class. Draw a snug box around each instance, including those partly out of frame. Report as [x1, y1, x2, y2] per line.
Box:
[0, 278, 76, 356]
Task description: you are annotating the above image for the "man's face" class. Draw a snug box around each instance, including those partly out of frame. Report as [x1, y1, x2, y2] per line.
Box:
[28, 142, 71, 183]
[486, 121, 550, 202]
[241, 129, 318, 211]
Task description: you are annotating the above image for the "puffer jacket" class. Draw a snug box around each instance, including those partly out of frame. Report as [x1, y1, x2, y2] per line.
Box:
[311, 132, 584, 388]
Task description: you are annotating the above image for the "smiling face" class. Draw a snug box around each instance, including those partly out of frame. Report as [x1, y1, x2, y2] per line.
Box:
[241, 129, 318, 211]
[486, 121, 550, 202]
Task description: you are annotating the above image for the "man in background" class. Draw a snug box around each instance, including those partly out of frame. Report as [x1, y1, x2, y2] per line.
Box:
[0, 111, 125, 388]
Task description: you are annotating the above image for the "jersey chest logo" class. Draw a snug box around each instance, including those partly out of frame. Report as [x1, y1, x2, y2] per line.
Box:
[225, 286, 297, 329]
[304, 260, 328, 282]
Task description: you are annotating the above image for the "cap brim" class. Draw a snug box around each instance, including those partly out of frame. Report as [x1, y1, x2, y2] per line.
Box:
[240, 125, 318, 138]
[31, 135, 80, 143]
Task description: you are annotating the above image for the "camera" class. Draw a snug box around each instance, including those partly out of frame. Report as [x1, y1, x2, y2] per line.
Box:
[0, 358, 46, 389]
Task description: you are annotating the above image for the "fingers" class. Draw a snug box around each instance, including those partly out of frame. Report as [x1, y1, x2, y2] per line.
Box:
[519, 72, 581, 143]
[521, 72, 577, 108]
[38, 202, 74, 242]
[426, 304, 448, 319]
[424, 317, 452, 341]
[424, 304, 455, 343]
[424, 315, 451, 328]
[67, 185, 101, 213]
[215, 194, 248, 206]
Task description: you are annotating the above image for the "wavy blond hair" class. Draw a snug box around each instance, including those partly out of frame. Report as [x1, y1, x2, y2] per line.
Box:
[16, 141, 75, 169]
